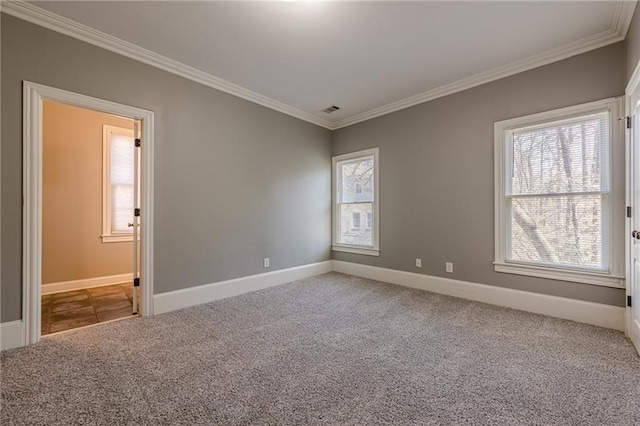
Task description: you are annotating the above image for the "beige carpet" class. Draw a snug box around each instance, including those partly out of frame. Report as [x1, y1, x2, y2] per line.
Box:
[2, 272, 640, 425]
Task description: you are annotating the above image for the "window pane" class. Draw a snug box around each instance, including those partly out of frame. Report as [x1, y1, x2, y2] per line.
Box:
[339, 203, 373, 246]
[111, 134, 134, 185]
[508, 194, 606, 270]
[110, 133, 134, 233]
[112, 184, 134, 233]
[339, 156, 374, 203]
[511, 112, 609, 195]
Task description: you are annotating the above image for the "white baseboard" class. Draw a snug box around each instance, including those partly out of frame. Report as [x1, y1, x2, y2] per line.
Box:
[3, 259, 624, 352]
[332, 261, 625, 331]
[154, 261, 333, 315]
[1, 321, 25, 351]
[42, 273, 133, 295]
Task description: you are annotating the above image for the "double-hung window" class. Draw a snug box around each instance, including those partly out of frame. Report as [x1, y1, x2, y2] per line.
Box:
[102, 125, 136, 243]
[494, 98, 624, 287]
[332, 148, 379, 256]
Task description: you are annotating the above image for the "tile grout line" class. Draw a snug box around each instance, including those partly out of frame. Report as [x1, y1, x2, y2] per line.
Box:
[42, 284, 135, 335]
[85, 289, 100, 324]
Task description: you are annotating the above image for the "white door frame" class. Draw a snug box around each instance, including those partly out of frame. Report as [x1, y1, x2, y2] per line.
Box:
[626, 94, 632, 339]
[626, 63, 640, 339]
[23, 81, 155, 345]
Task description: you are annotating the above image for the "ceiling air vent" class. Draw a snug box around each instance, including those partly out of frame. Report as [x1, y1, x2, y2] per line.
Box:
[321, 105, 341, 114]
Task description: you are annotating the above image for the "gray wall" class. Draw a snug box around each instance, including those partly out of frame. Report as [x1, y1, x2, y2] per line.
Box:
[1, 13, 630, 323]
[332, 43, 626, 307]
[626, 8, 640, 83]
[1, 15, 332, 322]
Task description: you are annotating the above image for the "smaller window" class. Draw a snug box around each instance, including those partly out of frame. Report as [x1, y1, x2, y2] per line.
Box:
[352, 212, 361, 229]
[102, 125, 138, 243]
[332, 148, 379, 256]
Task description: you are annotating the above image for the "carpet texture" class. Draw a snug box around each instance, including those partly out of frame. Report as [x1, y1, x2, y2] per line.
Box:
[2, 272, 640, 425]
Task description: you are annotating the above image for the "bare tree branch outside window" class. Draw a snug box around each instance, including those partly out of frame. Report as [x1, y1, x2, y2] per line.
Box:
[508, 112, 608, 270]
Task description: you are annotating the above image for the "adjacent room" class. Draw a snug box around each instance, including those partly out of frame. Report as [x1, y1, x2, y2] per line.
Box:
[41, 101, 138, 335]
[2, 1, 640, 424]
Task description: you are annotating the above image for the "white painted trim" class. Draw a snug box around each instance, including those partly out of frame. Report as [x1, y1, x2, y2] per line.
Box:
[331, 245, 380, 257]
[333, 261, 625, 331]
[1, 321, 25, 351]
[624, 58, 640, 340]
[493, 97, 625, 289]
[625, 93, 632, 339]
[5, 258, 625, 350]
[494, 262, 624, 289]
[23, 81, 155, 346]
[1, 0, 635, 131]
[1, 1, 333, 130]
[101, 235, 139, 243]
[154, 261, 333, 315]
[42, 273, 133, 295]
[627, 60, 640, 96]
[332, 1, 638, 130]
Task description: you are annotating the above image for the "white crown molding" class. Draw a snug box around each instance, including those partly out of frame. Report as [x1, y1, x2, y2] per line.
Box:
[613, 0, 638, 40]
[332, 0, 638, 130]
[1, 0, 334, 130]
[1, 0, 637, 131]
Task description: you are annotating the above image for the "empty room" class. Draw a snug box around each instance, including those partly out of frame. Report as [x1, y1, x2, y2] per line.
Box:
[2, 1, 640, 424]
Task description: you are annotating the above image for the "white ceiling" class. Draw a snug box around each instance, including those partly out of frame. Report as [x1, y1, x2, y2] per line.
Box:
[19, 1, 638, 128]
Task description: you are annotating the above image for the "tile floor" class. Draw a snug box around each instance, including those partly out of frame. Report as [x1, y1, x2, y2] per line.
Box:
[41, 283, 136, 335]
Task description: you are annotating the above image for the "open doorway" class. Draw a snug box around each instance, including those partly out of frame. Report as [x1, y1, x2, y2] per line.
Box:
[41, 101, 139, 335]
[23, 82, 154, 345]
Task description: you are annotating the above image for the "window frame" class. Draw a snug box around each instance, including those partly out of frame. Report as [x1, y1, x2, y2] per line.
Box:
[494, 97, 624, 288]
[332, 147, 380, 256]
[102, 124, 137, 243]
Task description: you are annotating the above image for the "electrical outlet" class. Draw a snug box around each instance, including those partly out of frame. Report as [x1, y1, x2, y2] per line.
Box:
[445, 262, 453, 273]
[415, 258, 422, 268]
[263, 258, 270, 268]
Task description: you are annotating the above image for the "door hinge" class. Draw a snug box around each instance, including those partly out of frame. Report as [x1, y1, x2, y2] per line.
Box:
[134, 277, 140, 287]
[134, 208, 140, 217]
[135, 138, 141, 147]
[627, 116, 632, 129]
[628, 206, 632, 218]
[628, 295, 632, 307]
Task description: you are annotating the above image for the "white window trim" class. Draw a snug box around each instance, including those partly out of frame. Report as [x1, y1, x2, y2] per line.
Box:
[332, 147, 380, 256]
[102, 124, 138, 243]
[494, 97, 625, 288]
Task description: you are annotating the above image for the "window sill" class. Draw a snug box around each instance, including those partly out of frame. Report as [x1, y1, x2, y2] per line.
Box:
[332, 245, 380, 257]
[101, 235, 137, 243]
[494, 261, 624, 288]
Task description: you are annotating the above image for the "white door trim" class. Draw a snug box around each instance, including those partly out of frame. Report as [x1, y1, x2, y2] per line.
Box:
[625, 93, 632, 339]
[626, 62, 640, 340]
[22, 81, 155, 345]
